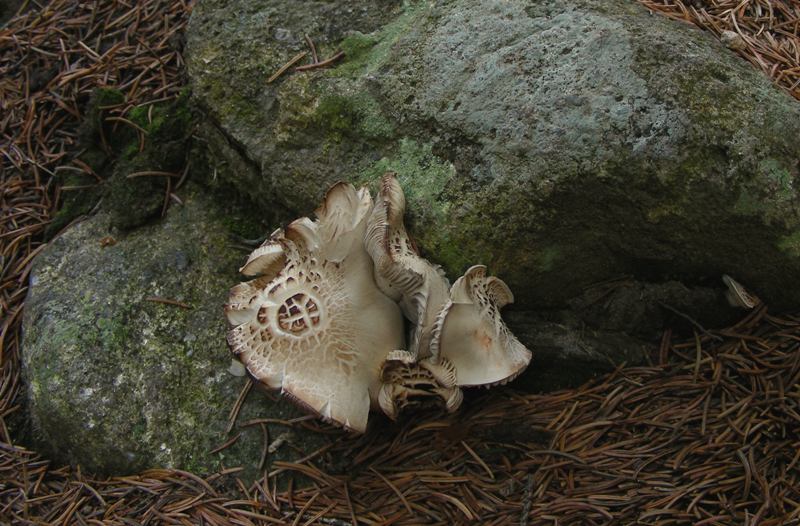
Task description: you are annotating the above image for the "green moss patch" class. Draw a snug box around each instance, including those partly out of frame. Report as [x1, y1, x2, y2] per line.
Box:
[331, 4, 428, 78]
[312, 93, 394, 142]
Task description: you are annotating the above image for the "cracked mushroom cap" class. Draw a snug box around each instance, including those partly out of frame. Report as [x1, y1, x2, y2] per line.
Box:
[365, 172, 451, 357]
[225, 183, 405, 432]
[377, 350, 463, 420]
[431, 265, 532, 387]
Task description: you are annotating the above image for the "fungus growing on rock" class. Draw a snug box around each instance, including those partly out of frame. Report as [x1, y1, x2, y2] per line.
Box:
[365, 173, 451, 358]
[225, 175, 532, 432]
[431, 265, 532, 386]
[225, 183, 405, 432]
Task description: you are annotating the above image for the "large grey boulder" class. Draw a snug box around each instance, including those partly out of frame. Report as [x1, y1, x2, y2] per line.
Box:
[21, 187, 329, 476]
[186, 0, 800, 318]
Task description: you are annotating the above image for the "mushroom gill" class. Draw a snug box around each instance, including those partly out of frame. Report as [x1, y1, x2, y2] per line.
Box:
[378, 351, 462, 420]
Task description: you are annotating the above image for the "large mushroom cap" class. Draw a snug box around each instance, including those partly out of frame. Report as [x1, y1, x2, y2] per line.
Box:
[432, 265, 532, 387]
[365, 172, 451, 357]
[225, 183, 405, 432]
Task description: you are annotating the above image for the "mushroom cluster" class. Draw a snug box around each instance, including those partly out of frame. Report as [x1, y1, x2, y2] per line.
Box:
[225, 173, 532, 432]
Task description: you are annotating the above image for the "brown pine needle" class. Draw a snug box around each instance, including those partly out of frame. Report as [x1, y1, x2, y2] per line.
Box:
[294, 51, 345, 72]
[267, 51, 309, 83]
[369, 467, 414, 516]
[227, 379, 253, 434]
[209, 432, 242, 455]
[461, 440, 494, 480]
[304, 34, 319, 64]
[290, 492, 318, 526]
[126, 170, 182, 179]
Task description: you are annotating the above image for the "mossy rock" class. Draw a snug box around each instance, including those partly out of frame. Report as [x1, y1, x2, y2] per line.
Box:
[186, 0, 800, 314]
[21, 186, 331, 477]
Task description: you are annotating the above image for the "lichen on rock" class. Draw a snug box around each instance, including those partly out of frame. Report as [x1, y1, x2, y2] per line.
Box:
[21, 186, 329, 476]
[186, 0, 800, 316]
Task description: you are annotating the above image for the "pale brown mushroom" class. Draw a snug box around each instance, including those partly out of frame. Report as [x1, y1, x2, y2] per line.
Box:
[430, 265, 532, 387]
[225, 183, 405, 432]
[365, 172, 451, 358]
[366, 173, 530, 413]
[226, 177, 532, 429]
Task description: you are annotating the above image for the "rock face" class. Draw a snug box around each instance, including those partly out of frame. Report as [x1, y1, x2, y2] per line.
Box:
[21, 188, 329, 476]
[187, 0, 800, 316]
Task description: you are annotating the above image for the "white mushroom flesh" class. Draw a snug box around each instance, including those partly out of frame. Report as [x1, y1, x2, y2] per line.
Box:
[225, 183, 405, 432]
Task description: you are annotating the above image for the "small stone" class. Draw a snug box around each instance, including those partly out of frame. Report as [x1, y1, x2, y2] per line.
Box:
[228, 359, 246, 377]
[273, 27, 293, 41]
[720, 30, 747, 51]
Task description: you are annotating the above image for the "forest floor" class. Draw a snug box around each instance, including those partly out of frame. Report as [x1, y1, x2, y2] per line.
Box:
[1, 1, 799, 524]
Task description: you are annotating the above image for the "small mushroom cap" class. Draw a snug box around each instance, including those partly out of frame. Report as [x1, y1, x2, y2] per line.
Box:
[365, 172, 451, 357]
[722, 274, 759, 309]
[432, 265, 532, 387]
[240, 242, 285, 278]
[225, 183, 405, 432]
[378, 355, 463, 419]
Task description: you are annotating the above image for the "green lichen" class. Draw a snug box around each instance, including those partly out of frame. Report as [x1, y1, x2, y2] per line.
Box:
[128, 105, 163, 134]
[340, 32, 378, 61]
[271, 74, 317, 144]
[331, 4, 428, 78]
[58, 88, 197, 235]
[646, 203, 681, 223]
[733, 188, 762, 216]
[314, 95, 358, 136]
[128, 89, 193, 140]
[762, 159, 794, 201]
[358, 139, 475, 272]
[219, 214, 266, 241]
[49, 87, 132, 238]
[190, 34, 283, 131]
[360, 139, 454, 219]
[733, 160, 797, 225]
[45, 173, 100, 239]
[78, 87, 126, 145]
[96, 87, 126, 105]
[271, 70, 394, 147]
[356, 95, 395, 140]
[103, 94, 195, 230]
